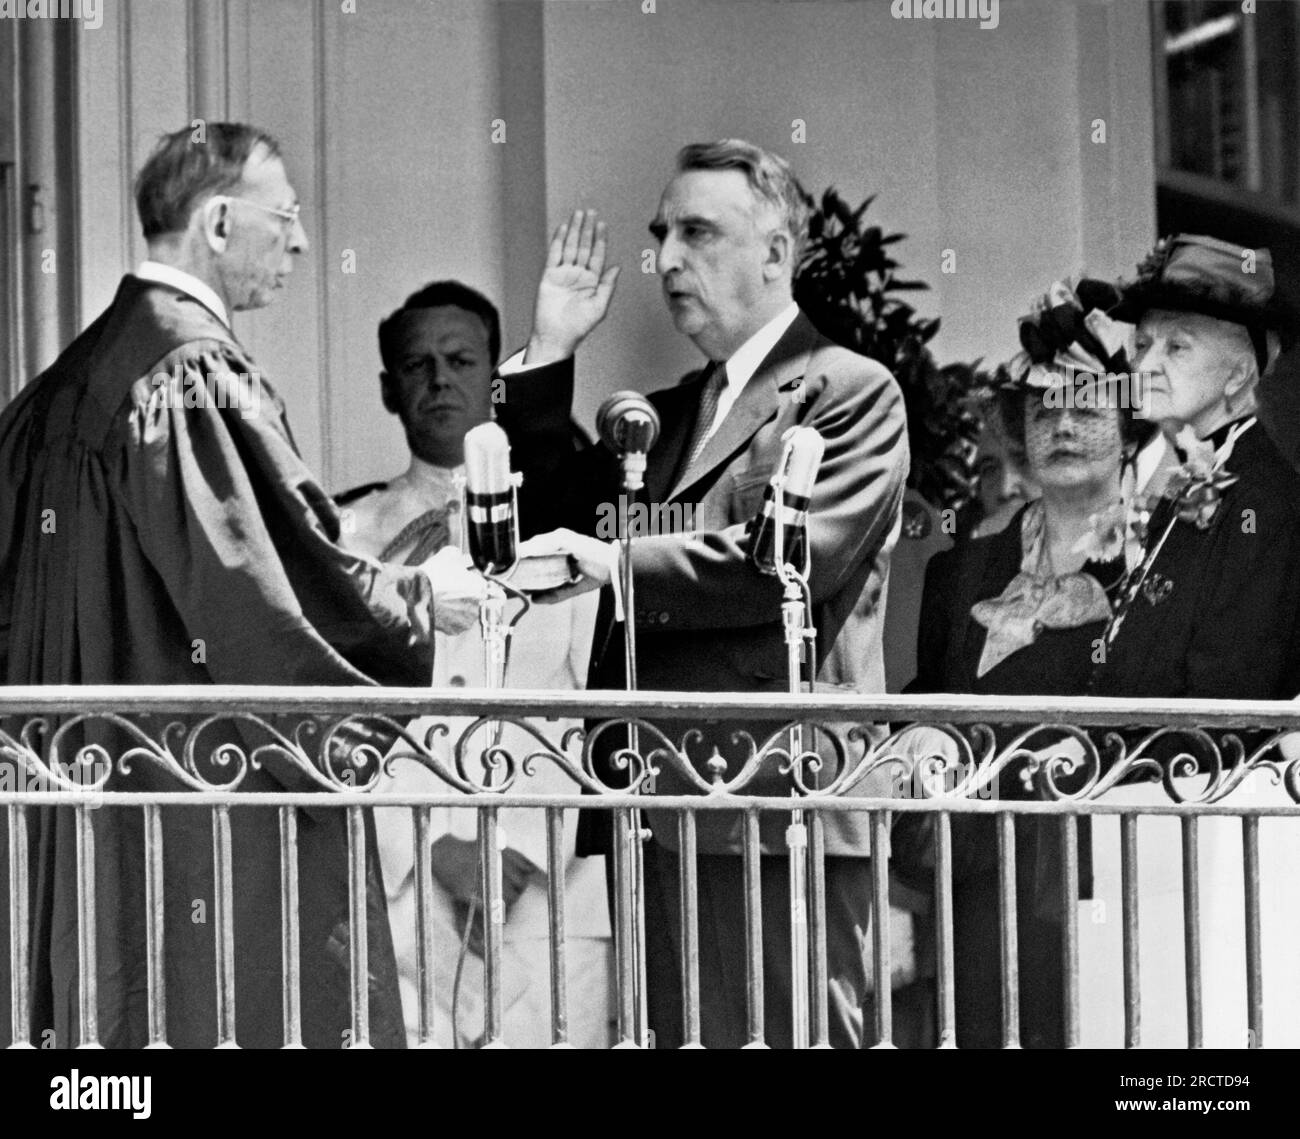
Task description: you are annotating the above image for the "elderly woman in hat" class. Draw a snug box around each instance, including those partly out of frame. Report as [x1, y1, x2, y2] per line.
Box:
[895, 280, 1152, 1048]
[1090, 234, 1300, 705]
[1074, 235, 1300, 1047]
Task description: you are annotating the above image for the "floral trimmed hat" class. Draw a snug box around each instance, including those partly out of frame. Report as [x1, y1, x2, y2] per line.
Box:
[995, 278, 1135, 393]
[1112, 233, 1286, 370]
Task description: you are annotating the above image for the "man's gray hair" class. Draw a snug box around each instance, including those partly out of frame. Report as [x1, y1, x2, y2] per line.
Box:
[676, 139, 809, 261]
[135, 122, 281, 240]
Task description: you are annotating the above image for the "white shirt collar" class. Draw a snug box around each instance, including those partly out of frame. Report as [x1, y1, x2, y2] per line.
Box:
[693, 302, 800, 448]
[720, 301, 800, 392]
[135, 261, 231, 328]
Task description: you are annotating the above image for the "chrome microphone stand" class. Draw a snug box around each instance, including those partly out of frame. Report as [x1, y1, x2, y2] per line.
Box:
[594, 390, 659, 1047]
[453, 471, 531, 1048]
[614, 450, 651, 1049]
[770, 459, 817, 1051]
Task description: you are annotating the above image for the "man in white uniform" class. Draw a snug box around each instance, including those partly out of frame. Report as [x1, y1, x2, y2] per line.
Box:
[338, 281, 611, 1047]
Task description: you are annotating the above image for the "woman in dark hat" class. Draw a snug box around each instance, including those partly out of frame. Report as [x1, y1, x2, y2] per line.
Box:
[1090, 234, 1300, 705]
[896, 279, 1153, 1048]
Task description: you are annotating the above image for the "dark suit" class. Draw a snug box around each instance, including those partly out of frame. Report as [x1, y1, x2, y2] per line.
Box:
[497, 311, 909, 1046]
[1090, 420, 1300, 706]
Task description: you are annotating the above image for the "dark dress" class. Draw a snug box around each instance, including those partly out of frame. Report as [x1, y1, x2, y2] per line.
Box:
[1090, 418, 1300, 704]
[901, 503, 1123, 1048]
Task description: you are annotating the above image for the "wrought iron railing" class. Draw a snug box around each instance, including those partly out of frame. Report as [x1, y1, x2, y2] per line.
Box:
[3, 686, 1300, 1049]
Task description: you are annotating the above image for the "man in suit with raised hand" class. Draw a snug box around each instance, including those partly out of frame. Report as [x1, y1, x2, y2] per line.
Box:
[496, 140, 910, 1048]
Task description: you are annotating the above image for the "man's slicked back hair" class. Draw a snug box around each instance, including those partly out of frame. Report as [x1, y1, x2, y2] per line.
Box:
[135, 122, 281, 240]
[378, 280, 502, 373]
[675, 138, 809, 261]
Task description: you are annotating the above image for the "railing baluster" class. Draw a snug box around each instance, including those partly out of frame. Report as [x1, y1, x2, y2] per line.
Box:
[479, 806, 505, 1048]
[412, 806, 436, 1048]
[870, 809, 892, 1048]
[1121, 812, 1140, 1049]
[1182, 815, 1202, 1049]
[677, 811, 701, 1049]
[278, 805, 302, 1049]
[345, 806, 370, 1049]
[212, 805, 237, 1048]
[75, 804, 100, 1048]
[611, 810, 637, 1048]
[1242, 814, 1262, 1049]
[787, 807, 809, 1050]
[743, 809, 765, 1048]
[143, 804, 168, 1048]
[1061, 815, 1080, 1048]
[934, 810, 955, 1048]
[7, 805, 32, 1049]
[808, 811, 829, 1049]
[545, 807, 570, 1048]
[630, 818, 650, 1049]
[996, 811, 1019, 1049]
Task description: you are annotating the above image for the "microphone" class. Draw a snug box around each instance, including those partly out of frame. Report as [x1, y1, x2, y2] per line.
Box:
[463, 421, 517, 574]
[747, 426, 825, 577]
[597, 390, 660, 491]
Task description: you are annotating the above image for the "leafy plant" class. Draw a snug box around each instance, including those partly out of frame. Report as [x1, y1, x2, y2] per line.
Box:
[794, 189, 991, 528]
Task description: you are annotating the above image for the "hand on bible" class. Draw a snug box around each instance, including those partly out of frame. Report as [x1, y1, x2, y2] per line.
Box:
[421, 545, 487, 635]
[517, 528, 613, 603]
[525, 209, 621, 366]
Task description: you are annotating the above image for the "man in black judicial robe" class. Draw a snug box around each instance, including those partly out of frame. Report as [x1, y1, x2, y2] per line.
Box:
[0, 123, 483, 1048]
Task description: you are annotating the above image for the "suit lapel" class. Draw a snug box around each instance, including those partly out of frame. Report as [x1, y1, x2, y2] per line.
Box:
[665, 312, 818, 502]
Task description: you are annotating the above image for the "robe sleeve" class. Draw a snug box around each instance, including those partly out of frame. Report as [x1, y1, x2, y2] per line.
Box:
[106, 342, 434, 689]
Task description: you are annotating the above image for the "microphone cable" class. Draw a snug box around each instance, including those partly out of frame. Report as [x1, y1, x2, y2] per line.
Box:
[449, 580, 531, 1048]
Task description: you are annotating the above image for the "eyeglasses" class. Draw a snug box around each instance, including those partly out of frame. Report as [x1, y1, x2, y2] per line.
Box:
[222, 197, 302, 228]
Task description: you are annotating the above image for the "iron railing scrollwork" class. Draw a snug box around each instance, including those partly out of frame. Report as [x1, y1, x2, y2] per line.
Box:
[2, 687, 1300, 1049]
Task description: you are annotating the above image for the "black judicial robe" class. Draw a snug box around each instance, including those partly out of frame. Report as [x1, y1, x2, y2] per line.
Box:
[0, 276, 432, 1048]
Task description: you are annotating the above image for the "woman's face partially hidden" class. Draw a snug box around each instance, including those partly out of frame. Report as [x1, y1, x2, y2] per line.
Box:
[1023, 392, 1124, 491]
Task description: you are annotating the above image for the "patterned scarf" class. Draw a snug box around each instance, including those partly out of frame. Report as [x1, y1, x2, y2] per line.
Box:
[970, 500, 1115, 677]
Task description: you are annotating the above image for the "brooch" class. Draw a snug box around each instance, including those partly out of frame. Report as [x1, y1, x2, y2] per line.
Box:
[901, 498, 932, 540]
[1141, 573, 1174, 606]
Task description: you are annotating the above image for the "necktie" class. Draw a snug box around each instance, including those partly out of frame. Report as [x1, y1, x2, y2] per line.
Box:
[685, 361, 727, 467]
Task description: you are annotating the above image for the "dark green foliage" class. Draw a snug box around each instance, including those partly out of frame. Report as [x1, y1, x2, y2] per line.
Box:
[794, 188, 992, 522]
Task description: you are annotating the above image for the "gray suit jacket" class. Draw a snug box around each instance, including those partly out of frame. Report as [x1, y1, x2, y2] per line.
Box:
[498, 311, 910, 855]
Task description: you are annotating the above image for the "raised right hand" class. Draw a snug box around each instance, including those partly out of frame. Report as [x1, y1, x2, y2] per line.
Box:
[420, 545, 486, 635]
[525, 209, 621, 366]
